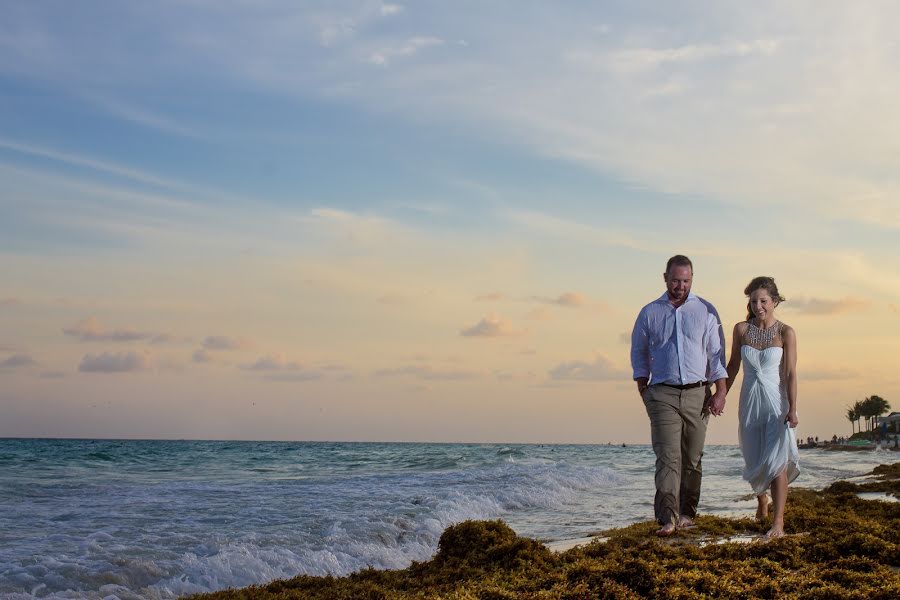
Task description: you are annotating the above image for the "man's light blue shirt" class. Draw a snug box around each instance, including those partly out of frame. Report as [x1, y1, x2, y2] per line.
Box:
[631, 292, 727, 385]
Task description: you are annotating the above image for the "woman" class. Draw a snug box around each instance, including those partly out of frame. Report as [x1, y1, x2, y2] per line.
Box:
[726, 276, 799, 539]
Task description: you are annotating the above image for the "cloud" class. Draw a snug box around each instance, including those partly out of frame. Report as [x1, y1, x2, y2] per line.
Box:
[39, 370, 67, 379]
[79, 351, 152, 373]
[475, 292, 507, 302]
[460, 314, 525, 337]
[88, 95, 200, 138]
[241, 354, 302, 371]
[239, 354, 325, 381]
[374, 365, 481, 381]
[549, 354, 627, 381]
[783, 296, 869, 316]
[531, 292, 590, 307]
[602, 40, 779, 73]
[619, 332, 631, 344]
[380, 4, 404, 16]
[63, 317, 180, 343]
[202, 336, 253, 351]
[192, 349, 213, 363]
[368, 36, 444, 66]
[0, 297, 21, 307]
[0, 354, 37, 368]
[0, 137, 201, 196]
[264, 371, 324, 382]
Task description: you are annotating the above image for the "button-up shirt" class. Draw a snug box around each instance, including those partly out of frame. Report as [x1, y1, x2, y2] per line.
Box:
[631, 292, 727, 385]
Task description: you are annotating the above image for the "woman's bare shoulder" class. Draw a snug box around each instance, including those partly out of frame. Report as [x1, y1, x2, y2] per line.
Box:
[780, 322, 796, 339]
[733, 321, 749, 334]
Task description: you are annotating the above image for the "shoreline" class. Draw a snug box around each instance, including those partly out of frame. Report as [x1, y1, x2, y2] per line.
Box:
[191, 462, 900, 599]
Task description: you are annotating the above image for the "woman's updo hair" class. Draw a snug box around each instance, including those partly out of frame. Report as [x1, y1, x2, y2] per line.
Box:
[744, 276, 786, 321]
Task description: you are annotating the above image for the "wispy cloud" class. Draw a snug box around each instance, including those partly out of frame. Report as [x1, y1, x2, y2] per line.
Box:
[374, 364, 481, 381]
[368, 36, 443, 66]
[202, 336, 253, 351]
[380, 4, 404, 17]
[88, 96, 201, 138]
[0, 137, 196, 193]
[506, 210, 648, 251]
[63, 317, 178, 343]
[530, 292, 590, 308]
[602, 39, 780, 73]
[783, 296, 870, 316]
[0, 297, 21, 307]
[241, 354, 302, 371]
[460, 314, 525, 337]
[240, 354, 324, 381]
[0, 353, 37, 368]
[39, 370, 67, 379]
[475, 292, 507, 302]
[549, 354, 627, 381]
[264, 371, 324, 382]
[79, 351, 152, 373]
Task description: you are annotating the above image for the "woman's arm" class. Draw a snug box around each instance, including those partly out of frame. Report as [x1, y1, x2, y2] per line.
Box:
[725, 322, 745, 394]
[782, 325, 798, 427]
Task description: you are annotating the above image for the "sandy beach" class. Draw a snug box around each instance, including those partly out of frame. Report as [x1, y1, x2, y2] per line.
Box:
[190, 462, 900, 599]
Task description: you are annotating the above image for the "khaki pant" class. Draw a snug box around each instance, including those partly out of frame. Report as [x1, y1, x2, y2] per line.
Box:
[642, 384, 710, 525]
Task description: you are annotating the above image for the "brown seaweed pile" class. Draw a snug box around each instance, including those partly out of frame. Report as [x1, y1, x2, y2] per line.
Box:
[190, 464, 900, 599]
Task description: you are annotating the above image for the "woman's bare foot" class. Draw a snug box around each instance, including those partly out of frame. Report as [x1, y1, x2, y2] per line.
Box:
[764, 525, 785, 539]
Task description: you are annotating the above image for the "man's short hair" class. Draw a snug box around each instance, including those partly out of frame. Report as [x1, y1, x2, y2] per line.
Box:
[666, 255, 693, 274]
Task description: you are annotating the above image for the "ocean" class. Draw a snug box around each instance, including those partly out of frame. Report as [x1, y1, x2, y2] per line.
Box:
[0, 439, 895, 599]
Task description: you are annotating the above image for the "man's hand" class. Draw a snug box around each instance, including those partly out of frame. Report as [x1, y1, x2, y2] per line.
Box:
[635, 378, 649, 397]
[707, 389, 726, 416]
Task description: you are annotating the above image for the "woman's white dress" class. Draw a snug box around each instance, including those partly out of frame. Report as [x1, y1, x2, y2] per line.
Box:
[738, 329, 800, 495]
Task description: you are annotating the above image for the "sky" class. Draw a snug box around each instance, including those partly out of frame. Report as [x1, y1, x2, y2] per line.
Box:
[2, 1, 899, 444]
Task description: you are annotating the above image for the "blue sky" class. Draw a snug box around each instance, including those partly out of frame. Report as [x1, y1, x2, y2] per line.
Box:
[2, 1, 899, 442]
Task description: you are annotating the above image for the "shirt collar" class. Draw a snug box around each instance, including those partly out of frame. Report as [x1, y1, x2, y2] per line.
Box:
[656, 291, 697, 305]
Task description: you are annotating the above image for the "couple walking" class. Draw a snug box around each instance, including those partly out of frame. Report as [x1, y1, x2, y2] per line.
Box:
[631, 255, 800, 539]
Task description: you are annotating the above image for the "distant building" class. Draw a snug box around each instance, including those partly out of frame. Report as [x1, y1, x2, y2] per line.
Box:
[876, 412, 900, 434]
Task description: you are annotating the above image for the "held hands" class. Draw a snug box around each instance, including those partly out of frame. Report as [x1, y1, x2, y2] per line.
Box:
[707, 390, 726, 416]
[784, 410, 799, 428]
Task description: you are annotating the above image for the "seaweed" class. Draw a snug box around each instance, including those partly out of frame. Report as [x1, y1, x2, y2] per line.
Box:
[189, 463, 900, 600]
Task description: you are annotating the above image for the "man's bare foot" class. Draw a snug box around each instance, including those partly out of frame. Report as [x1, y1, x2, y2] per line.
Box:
[656, 523, 676, 537]
[676, 516, 696, 529]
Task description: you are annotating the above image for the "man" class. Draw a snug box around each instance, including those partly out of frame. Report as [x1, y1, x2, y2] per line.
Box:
[631, 255, 727, 537]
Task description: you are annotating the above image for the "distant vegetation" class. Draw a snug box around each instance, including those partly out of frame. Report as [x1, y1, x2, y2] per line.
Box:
[846, 395, 891, 436]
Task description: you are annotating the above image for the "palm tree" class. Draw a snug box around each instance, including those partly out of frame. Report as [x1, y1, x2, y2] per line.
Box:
[867, 395, 891, 429]
[853, 400, 866, 432]
[846, 406, 858, 434]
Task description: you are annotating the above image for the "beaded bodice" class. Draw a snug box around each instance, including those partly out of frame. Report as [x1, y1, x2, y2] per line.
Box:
[742, 319, 783, 351]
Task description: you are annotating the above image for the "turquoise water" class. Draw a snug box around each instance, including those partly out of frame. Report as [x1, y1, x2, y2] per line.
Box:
[0, 439, 894, 599]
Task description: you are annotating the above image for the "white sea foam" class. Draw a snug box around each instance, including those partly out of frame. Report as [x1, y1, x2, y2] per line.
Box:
[1, 440, 894, 599]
